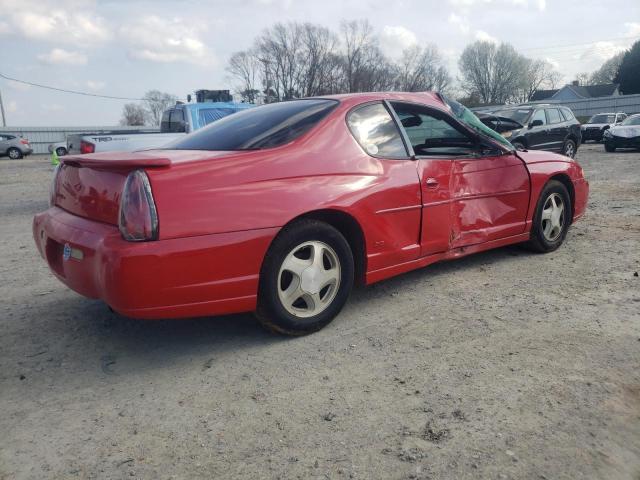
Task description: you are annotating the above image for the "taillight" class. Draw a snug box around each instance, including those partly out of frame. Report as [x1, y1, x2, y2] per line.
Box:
[49, 164, 61, 207]
[80, 140, 95, 154]
[20, 139, 29, 145]
[119, 170, 158, 241]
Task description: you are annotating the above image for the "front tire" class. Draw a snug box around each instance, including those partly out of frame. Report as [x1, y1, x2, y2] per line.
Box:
[604, 143, 616, 152]
[527, 180, 572, 253]
[256, 219, 354, 335]
[7, 147, 22, 159]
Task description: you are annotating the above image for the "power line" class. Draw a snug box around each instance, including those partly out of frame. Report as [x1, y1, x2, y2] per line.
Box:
[0, 72, 145, 101]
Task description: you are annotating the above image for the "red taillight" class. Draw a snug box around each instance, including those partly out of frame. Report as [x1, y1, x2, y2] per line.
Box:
[20, 139, 29, 145]
[80, 140, 95, 154]
[119, 170, 158, 241]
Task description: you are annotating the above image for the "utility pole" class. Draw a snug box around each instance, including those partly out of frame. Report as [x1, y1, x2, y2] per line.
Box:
[0, 89, 6, 127]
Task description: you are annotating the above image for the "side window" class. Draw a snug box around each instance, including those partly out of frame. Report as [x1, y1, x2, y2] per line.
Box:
[391, 102, 475, 156]
[347, 103, 407, 158]
[530, 109, 546, 126]
[545, 108, 562, 124]
[169, 109, 186, 133]
[563, 108, 575, 120]
[160, 110, 171, 132]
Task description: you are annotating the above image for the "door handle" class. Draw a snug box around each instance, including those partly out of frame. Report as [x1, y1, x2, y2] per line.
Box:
[425, 178, 439, 188]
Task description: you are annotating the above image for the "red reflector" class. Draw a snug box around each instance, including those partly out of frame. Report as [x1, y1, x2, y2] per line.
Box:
[80, 140, 95, 154]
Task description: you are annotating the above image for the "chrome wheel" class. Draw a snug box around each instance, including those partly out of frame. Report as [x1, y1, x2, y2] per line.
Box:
[541, 193, 565, 242]
[563, 141, 575, 158]
[277, 241, 341, 318]
[8, 148, 21, 159]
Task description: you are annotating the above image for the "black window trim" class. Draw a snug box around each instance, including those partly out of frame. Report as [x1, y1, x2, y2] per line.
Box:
[345, 100, 411, 160]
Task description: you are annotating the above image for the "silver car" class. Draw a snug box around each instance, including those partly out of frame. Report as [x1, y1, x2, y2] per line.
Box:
[0, 134, 33, 159]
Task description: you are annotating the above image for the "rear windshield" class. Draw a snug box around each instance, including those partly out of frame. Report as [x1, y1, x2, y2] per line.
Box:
[493, 108, 533, 125]
[165, 99, 338, 151]
[588, 114, 615, 124]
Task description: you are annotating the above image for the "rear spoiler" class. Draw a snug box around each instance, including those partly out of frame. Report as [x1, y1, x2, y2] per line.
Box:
[62, 151, 171, 168]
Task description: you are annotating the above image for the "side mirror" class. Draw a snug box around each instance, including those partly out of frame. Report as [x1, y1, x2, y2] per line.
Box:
[529, 119, 543, 129]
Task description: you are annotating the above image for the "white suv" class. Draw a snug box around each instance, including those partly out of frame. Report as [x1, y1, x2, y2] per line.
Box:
[581, 112, 627, 142]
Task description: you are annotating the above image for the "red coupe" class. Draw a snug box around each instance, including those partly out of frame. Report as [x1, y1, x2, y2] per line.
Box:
[33, 92, 589, 335]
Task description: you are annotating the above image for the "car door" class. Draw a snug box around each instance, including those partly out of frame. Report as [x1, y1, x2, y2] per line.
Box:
[390, 101, 530, 250]
[389, 102, 454, 256]
[525, 108, 552, 150]
[545, 108, 566, 151]
[0, 136, 6, 152]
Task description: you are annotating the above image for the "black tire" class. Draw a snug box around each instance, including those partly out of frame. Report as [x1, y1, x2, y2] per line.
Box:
[604, 143, 616, 152]
[527, 180, 572, 253]
[7, 147, 22, 159]
[256, 219, 354, 336]
[512, 141, 526, 151]
[562, 139, 577, 158]
[56, 147, 67, 156]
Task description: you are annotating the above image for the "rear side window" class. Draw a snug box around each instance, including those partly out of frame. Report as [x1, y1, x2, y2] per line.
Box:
[160, 110, 171, 132]
[168, 109, 186, 133]
[546, 108, 562, 124]
[561, 108, 575, 121]
[347, 103, 407, 158]
[167, 99, 338, 151]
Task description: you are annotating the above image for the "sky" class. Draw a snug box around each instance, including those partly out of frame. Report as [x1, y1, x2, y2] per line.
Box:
[1, 0, 639, 126]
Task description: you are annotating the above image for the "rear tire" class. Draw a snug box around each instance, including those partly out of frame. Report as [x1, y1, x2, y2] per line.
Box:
[7, 147, 22, 159]
[527, 180, 571, 253]
[256, 219, 354, 336]
[604, 143, 616, 152]
[562, 139, 576, 158]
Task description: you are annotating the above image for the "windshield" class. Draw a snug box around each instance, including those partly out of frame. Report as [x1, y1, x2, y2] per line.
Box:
[166, 99, 338, 151]
[492, 108, 533, 125]
[621, 115, 640, 126]
[441, 95, 513, 148]
[588, 114, 615, 124]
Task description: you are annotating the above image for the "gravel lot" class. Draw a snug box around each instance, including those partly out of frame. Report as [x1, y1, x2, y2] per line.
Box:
[1, 144, 639, 480]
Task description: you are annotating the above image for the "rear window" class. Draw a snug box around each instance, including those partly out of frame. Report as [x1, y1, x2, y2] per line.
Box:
[493, 108, 533, 125]
[166, 99, 338, 151]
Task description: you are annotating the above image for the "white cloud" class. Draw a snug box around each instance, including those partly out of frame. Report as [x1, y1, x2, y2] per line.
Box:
[6, 101, 17, 113]
[5, 80, 31, 92]
[37, 48, 87, 65]
[625, 22, 640, 37]
[448, 13, 470, 34]
[120, 16, 212, 65]
[1, 1, 109, 45]
[379, 25, 418, 58]
[42, 104, 64, 112]
[86, 80, 105, 90]
[0, 20, 9, 34]
[581, 41, 627, 62]
[475, 30, 499, 44]
[448, 0, 545, 10]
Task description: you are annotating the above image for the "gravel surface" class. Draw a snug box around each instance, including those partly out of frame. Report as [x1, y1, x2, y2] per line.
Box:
[1, 145, 639, 480]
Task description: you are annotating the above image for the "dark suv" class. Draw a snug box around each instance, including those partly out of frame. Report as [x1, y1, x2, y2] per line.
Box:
[479, 104, 582, 158]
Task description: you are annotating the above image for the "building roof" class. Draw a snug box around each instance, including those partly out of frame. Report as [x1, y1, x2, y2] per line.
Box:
[530, 89, 558, 101]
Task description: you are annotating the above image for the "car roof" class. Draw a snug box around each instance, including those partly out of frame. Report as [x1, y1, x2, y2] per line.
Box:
[314, 91, 447, 110]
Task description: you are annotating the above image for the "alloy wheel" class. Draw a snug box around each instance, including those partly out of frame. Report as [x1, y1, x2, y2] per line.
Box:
[541, 193, 565, 242]
[277, 241, 341, 318]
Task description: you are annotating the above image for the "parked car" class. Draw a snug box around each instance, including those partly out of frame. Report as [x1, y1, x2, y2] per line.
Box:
[481, 104, 581, 158]
[0, 134, 33, 159]
[603, 114, 640, 152]
[48, 142, 67, 156]
[33, 92, 589, 335]
[581, 112, 627, 142]
[67, 102, 253, 155]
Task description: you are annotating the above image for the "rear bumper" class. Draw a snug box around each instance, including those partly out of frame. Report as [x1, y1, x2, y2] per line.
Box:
[33, 207, 278, 319]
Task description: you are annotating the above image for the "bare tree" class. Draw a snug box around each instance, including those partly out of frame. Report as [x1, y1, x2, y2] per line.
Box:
[590, 52, 624, 85]
[119, 103, 147, 126]
[395, 45, 451, 93]
[514, 58, 561, 103]
[459, 41, 531, 104]
[299, 23, 340, 96]
[143, 90, 177, 126]
[226, 50, 262, 102]
[573, 72, 590, 86]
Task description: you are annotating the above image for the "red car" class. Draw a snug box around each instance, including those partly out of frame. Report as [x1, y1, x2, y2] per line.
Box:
[33, 92, 589, 335]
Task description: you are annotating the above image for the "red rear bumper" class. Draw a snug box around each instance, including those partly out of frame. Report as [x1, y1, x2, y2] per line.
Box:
[33, 207, 277, 319]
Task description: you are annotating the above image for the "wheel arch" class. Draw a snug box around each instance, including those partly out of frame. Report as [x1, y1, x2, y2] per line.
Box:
[279, 209, 367, 286]
[548, 173, 575, 222]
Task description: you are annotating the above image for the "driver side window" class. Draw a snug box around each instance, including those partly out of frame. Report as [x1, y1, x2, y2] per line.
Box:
[391, 102, 475, 156]
[530, 109, 546, 126]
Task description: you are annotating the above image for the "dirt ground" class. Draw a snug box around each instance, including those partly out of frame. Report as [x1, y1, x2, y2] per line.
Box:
[1, 144, 639, 480]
